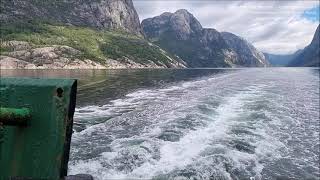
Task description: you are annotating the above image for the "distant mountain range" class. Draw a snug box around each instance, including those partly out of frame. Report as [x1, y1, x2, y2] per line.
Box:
[1, 0, 317, 69]
[264, 25, 319, 67]
[142, 9, 269, 68]
[264, 50, 302, 67]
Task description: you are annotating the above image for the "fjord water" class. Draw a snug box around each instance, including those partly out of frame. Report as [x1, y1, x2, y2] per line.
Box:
[2, 68, 319, 179]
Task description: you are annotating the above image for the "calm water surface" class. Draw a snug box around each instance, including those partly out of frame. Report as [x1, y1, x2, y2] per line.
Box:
[1, 68, 319, 180]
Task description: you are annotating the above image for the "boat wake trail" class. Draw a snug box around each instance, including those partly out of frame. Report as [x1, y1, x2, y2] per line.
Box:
[69, 68, 320, 180]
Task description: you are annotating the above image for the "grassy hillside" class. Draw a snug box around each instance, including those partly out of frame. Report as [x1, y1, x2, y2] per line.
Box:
[0, 21, 180, 67]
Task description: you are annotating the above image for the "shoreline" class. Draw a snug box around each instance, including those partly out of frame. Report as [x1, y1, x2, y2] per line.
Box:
[1, 67, 319, 70]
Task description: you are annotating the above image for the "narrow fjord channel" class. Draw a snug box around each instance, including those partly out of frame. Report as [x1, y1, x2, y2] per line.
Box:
[2, 68, 319, 179]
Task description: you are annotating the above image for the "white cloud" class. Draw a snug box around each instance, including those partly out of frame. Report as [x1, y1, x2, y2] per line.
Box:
[133, 0, 319, 54]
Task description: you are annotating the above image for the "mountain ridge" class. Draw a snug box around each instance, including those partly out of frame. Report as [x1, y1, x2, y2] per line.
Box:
[0, 0, 143, 35]
[142, 9, 269, 68]
[1, 3, 275, 69]
[289, 25, 319, 67]
[0, 0, 187, 69]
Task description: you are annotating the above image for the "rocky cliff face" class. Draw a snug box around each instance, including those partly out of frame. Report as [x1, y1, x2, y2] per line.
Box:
[0, 0, 188, 69]
[289, 25, 319, 67]
[0, 41, 106, 69]
[0, 0, 143, 35]
[221, 32, 269, 67]
[142, 9, 268, 68]
[143, 10, 203, 40]
[142, 10, 237, 67]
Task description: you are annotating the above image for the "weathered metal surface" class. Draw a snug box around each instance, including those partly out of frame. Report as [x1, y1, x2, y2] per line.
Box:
[0, 78, 77, 180]
[0, 107, 31, 126]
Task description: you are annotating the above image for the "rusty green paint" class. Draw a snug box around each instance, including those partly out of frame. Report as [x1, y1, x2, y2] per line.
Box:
[0, 107, 31, 126]
[0, 78, 77, 180]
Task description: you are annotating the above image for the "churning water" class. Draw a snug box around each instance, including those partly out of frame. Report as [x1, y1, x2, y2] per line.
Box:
[3, 68, 317, 179]
[63, 68, 319, 180]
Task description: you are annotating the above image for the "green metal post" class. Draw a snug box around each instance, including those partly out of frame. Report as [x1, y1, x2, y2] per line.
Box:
[0, 78, 77, 180]
[0, 107, 31, 126]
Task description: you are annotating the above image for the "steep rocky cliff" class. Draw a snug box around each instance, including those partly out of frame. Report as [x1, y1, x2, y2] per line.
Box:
[142, 10, 237, 67]
[221, 32, 269, 67]
[289, 25, 319, 67]
[0, 0, 187, 69]
[142, 9, 268, 68]
[0, 0, 143, 35]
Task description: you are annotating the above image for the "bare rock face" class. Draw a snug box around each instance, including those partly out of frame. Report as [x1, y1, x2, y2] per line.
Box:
[0, 56, 36, 69]
[142, 9, 202, 41]
[0, 41, 185, 69]
[142, 9, 270, 68]
[0, 55, 107, 69]
[142, 9, 237, 67]
[0, 41, 107, 69]
[169, 9, 203, 40]
[0, 0, 143, 35]
[221, 32, 269, 67]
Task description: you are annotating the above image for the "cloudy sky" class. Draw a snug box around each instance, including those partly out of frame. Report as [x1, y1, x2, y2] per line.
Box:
[133, 0, 320, 55]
